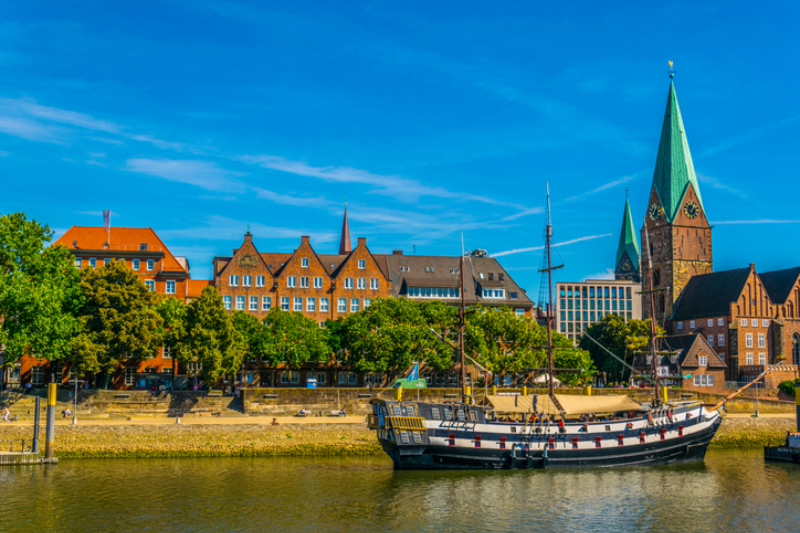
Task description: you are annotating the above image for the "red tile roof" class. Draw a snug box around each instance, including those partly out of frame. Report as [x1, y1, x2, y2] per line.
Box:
[54, 227, 187, 273]
[187, 280, 212, 299]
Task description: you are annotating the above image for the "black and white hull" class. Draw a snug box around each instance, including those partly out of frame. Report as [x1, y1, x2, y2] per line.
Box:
[369, 399, 722, 470]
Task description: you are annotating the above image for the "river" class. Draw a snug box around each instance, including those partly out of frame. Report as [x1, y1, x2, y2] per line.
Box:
[1, 449, 798, 533]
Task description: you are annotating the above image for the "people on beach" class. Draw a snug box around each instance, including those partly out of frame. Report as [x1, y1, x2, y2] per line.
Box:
[271, 418, 279, 426]
[62, 408, 73, 418]
[2, 406, 9, 422]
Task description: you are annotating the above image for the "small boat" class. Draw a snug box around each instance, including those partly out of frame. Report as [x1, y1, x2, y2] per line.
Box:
[764, 385, 800, 464]
[367, 184, 725, 470]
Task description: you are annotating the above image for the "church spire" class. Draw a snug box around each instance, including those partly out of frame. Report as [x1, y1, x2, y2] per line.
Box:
[651, 77, 704, 223]
[615, 193, 641, 282]
[338, 205, 352, 255]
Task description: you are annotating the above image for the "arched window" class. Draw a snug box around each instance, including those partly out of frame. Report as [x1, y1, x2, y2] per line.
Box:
[793, 334, 800, 366]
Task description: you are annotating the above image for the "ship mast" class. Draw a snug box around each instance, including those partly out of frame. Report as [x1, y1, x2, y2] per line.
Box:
[545, 186, 556, 400]
[643, 224, 660, 406]
[459, 232, 467, 404]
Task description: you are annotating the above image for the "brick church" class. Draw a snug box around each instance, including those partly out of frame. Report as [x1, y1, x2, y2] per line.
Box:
[639, 76, 800, 387]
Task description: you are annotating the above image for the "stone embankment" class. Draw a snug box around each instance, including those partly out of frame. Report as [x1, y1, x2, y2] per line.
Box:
[0, 414, 795, 458]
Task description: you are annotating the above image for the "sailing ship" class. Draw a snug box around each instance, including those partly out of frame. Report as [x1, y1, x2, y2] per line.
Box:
[367, 186, 725, 470]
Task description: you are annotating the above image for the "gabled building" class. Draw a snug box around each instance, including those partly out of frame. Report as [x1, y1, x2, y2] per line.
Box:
[635, 334, 727, 393]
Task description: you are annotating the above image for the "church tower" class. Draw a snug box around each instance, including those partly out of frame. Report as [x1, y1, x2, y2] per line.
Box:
[641, 74, 713, 324]
[338, 206, 352, 255]
[615, 195, 641, 282]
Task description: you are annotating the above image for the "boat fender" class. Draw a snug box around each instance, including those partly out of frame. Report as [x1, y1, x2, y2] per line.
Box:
[678, 426, 684, 437]
[572, 437, 579, 449]
[647, 413, 654, 426]
[580, 424, 588, 433]
[548, 437, 555, 450]
[626, 422, 634, 430]
[686, 412, 693, 420]
[660, 428, 667, 441]
[639, 432, 646, 444]
[500, 437, 507, 450]
[558, 420, 565, 434]
[618, 435, 624, 446]
[595, 436, 602, 448]
[448, 434, 455, 446]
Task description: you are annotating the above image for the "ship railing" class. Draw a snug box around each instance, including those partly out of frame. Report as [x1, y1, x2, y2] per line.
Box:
[385, 416, 427, 432]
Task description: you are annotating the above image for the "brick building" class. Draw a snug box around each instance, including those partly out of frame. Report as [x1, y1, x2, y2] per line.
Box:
[6, 227, 209, 390]
[635, 334, 727, 393]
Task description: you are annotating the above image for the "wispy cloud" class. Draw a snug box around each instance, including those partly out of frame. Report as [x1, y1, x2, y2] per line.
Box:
[241, 154, 528, 209]
[159, 216, 338, 244]
[492, 233, 612, 257]
[252, 188, 332, 208]
[712, 219, 800, 225]
[7, 98, 121, 133]
[0, 116, 63, 143]
[500, 206, 544, 222]
[125, 159, 247, 193]
[562, 175, 638, 204]
[699, 113, 800, 159]
[697, 173, 748, 199]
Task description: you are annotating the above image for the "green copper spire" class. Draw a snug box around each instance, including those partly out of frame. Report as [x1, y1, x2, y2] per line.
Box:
[651, 81, 704, 222]
[616, 195, 640, 274]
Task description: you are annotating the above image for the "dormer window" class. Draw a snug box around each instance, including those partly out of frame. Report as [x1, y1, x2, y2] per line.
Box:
[488, 273, 494, 281]
[479, 273, 484, 279]
[301, 258, 310, 268]
[139, 244, 148, 252]
[699, 356, 708, 367]
[499, 273, 505, 281]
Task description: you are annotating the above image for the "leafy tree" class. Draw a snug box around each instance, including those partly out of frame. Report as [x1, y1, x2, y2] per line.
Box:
[74, 260, 163, 386]
[232, 311, 264, 362]
[157, 296, 188, 383]
[580, 315, 660, 381]
[182, 287, 245, 383]
[335, 298, 456, 379]
[260, 309, 329, 368]
[0, 213, 83, 369]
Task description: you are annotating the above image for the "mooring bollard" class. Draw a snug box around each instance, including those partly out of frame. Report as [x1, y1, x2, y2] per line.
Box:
[32, 397, 40, 454]
[44, 383, 56, 461]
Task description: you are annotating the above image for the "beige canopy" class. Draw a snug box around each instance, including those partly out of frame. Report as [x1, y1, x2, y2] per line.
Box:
[481, 394, 644, 416]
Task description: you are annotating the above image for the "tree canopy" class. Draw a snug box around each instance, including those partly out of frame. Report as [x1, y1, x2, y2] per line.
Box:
[259, 309, 330, 368]
[579, 315, 660, 381]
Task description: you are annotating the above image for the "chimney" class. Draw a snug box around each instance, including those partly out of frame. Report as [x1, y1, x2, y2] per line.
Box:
[357, 237, 366, 247]
[244, 232, 253, 244]
[393, 250, 403, 256]
[301, 236, 310, 245]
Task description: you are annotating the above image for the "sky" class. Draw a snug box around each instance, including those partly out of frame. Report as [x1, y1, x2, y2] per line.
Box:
[2, 1, 800, 301]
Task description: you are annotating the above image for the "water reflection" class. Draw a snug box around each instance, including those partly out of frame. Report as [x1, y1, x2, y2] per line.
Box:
[0, 450, 798, 533]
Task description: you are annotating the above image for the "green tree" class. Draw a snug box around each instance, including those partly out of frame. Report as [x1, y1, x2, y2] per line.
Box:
[580, 315, 658, 381]
[182, 287, 245, 384]
[0, 213, 83, 372]
[335, 298, 456, 379]
[260, 309, 329, 368]
[74, 260, 163, 387]
[156, 296, 188, 384]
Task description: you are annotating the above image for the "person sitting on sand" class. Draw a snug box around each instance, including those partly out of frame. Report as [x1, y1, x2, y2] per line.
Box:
[271, 418, 279, 426]
[62, 408, 72, 418]
[2, 406, 9, 423]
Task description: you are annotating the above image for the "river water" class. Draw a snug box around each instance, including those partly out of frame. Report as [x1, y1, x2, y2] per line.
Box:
[1, 450, 798, 533]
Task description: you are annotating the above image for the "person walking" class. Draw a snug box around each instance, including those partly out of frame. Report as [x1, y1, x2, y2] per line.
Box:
[2, 406, 9, 423]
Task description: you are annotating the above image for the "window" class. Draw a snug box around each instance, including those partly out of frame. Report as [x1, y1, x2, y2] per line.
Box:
[162, 368, 173, 375]
[762, 319, 769, 328]
[718, 353, 725, 362]
[307, 298, 316, 312]
[124, 367, 136, 386]
[510, 291, 519, 300]
[707, 335, 714, 347]
[707, 319, 714, 327]
[400, 266, 410, 272]
[166, 281, 175, 295]
[741, 319, 747, 327]
[249, 296, 258, 311]
[229, 275, 239, 287]
[358, 260, 366, 269]
[370, 278, 379, 290]
[139, 244, 148, 252]
[145, 280, 155, 292]
[689, 321, 695, 329]
[89, 258, 97, 268]
[131, 259, 140, 271]
[163, 346, 172, 359]
[280, 371, 300, 385]
[287, 277, 296, 288]
[746, 353, 754, 365]
[301, 258, 309, 268]
[351, 298, 360, 313]
[677, 322, 683, 330]
[320, 298, 329, 312]
[281, 297, 290, 311]
[708, 375, 715, 386]
[31, 367, 45, 386]
[745, 333, 753, 348]
[515, 308, 525, 317]
[147, 259, 154, 271]
[357, 278, 366, 290]
[300, 277, 309, 288]
[407, 287, 460, 298]
[345, 278, 353, 289]
[337, 298, 347, 312]
[294, 298, 302, 312]
[482, 289, 505, 299]
[236, 296, 245, 310]
[223, 296, 232, 310]
[793, 334, 800, 366]
[718, 318, 724, 326]
[256, 276, 265, 287]
[758, 334, 765, 348]
[699, 356, 708, 366]
[363, 299, 372, 309]
[758, 353, 766, 365]
[314, 277, 323, 289]
[718, 334, 725, 347]
[751, 319, 758, 327]
[241, 276, 250, 287]
[262, 297, 272, 311]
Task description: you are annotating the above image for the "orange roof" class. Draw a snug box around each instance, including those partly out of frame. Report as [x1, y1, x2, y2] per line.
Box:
[54, 227, 187, 273]
[187, 280, 212, 298]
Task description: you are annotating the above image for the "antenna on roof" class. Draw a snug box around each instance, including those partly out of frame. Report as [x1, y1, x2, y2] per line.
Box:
[668, 60, 676, 79]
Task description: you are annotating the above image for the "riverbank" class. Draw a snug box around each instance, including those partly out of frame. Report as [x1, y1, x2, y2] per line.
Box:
[0, 414, 794, 458]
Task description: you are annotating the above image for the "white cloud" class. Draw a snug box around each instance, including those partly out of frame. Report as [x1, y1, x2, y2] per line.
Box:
[252, 187, 332, 208]
[0, 116, 62, 142]
[562, 175, 637, 204]
[125, 159, 247, 192]
[582, 269, 616, 281]
[697, 173, 748, 199]
[6, 98, 121, 133]
[492, 233, 612, 257]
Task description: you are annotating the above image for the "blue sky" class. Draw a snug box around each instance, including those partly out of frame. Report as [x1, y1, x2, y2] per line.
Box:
[2, 1, 800, 299]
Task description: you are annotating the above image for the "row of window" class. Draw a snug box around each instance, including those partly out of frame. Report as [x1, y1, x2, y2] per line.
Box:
[76, 257, 155, 271]
[677, 318, 769, 330]
[295, 257, 367, 269]
[705, 334, 727, 348]
[693, 375, 715, 387]
[560, 310, 634, 324]
[745, 353, 768, 365]
[560, 299, 633, 311]
[559, 286, 633, 300]
[229, 275, 380, 290]
[143, 280, 175, 294]
[223, 295, 372, 313]
[744, 333, 767, 349]
[482, 289, 505, 299]
[407, 287, 460, 299]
